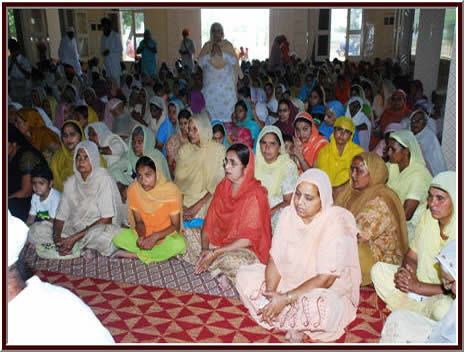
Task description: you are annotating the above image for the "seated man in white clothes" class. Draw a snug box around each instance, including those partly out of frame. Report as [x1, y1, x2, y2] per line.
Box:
[7, 211, 115, 345]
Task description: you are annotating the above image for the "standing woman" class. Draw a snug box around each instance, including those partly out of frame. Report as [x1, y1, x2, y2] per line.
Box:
[198, 22, 240, 123]
[136, 30, 157, 78]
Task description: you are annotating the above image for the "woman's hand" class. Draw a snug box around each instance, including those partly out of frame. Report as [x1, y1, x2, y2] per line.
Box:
[293, 136, 304, 160]
[183, 204, 200, 221]
[257, 291, 288, 325]
[394, 264, 419, 293]
[138, 233, 161, 250]
[194, 249, 216, 274]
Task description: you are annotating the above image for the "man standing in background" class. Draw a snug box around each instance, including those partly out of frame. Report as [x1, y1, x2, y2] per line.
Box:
[100, 17, 123, 86]
[179, 28, 195, 75]
[58, 27, 82, 76]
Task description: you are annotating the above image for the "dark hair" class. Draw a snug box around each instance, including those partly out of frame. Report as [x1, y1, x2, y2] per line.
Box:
[178, 109, 191, 121]
[135, 156, 157, 173]
[8, 123, 30, 147]
[31, 163, 54, 181]
[278, 98, 291, 109]
[311, 85, 324, 100]
[132, 126, 144, 138]
[235, 100, 248, 112]
[61, 121, 82, 137]
[282, 134, 293, 144]
[73, 105, 89, 118]
[294, 117, 312, 127]
[227, 143, 250, 167]
[264, 82, 273, 90]
[212, 124, 225, 135]
[261, 132, 281, 146]
[238, 86, 251, 99]
[100, 17, 111, 26]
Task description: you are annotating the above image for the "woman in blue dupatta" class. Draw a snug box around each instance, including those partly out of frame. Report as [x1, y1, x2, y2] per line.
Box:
[211, 120, 231, 148]
[297, 73, 316, 102]
[235, 100, 260, 151]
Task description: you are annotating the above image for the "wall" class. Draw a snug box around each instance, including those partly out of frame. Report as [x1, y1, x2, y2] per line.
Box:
[269, 8, 308, 59]
[363, 9, 396, 59]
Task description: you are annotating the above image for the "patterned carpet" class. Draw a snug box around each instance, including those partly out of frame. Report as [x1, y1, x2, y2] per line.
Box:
[36, 270, 390, 344]
[21, 243, 238, 298]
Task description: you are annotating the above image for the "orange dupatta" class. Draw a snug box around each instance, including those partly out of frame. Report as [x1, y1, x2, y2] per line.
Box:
[202, 146, 272, 264]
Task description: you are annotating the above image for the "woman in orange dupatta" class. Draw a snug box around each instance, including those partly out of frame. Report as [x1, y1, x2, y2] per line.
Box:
[15, 108, 60, 159]
[293, 111, 328, 173]
[378, 89, 411, 134]
[182, 143, 272, 288]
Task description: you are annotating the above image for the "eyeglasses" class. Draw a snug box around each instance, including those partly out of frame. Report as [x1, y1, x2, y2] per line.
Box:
[223, 158, 238, 168]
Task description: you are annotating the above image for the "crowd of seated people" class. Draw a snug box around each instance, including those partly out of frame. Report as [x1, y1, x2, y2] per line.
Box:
[7, 24, 455, 344]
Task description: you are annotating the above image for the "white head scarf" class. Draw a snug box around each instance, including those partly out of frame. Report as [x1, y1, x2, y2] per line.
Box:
[8, 211, 29, 267]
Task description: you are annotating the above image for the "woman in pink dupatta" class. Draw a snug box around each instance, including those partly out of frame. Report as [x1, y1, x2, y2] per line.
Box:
[236, 169, 361, 343]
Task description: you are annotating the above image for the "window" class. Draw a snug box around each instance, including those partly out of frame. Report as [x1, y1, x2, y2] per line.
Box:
[329, 9, 363, 61]
[411, 9, 420, 56]
[120, 10, 144, 62]
[8, 8, 17, 40]
[201, 9, 269, 61]
[440, 8, 456, 59]
[329, 9, 348, 61]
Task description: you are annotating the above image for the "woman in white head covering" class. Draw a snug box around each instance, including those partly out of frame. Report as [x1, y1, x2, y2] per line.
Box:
[380, 239, 456, 344]
[85, 122, 128, 167]
[345, 96, 371, 151]
[405, 109, 447, 176]
[28, 140, 125, 259]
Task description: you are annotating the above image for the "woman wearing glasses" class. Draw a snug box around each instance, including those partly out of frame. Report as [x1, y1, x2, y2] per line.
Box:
[182, 143, 272, 289]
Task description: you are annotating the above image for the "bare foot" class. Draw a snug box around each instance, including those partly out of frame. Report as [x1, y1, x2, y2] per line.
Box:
[286, 329, 304, 343]
[111, 250, 139, 259]
[217, 274, 231, 290]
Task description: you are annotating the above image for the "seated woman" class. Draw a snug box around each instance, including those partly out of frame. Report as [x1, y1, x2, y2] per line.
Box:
[380, 239, 456, 344]
[211, 119, 231, 147]
[175, 111, 226, 227]
[112, 156, 185, 263]
[166, 109, 191, 180]
[234, 100, 260, 150]
[28, 141, 124, 260]
[335, 152, 409, 285]
[72, 104, 99, 130]
[345, 96, 371, 152]
[273, 98, 297, 138]
[386, 129, 432, 242]
[14, 108, 60, 159]
[378, 90, 411, 136]
[371, 171, 456, 322]
[156, 101, 180, 156]
[236, 169, 361, 343]
[109, 125, 171, 203]
[292, 112, 328, 172]
[183, 143, 272, 287]
[255, 126, 298, 231]
[50, 120, 107, 193]
[407, 109, 447, 176]
[316, 117, 364, 196]
[85, 122, 128, 167]
[8, 124, 49, 222]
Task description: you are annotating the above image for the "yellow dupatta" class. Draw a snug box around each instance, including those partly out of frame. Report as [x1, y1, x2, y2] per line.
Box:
[316, 117, 364, 187]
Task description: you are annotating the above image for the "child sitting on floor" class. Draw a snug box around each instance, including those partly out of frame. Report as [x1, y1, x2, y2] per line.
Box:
[26, 164, 61, 226]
